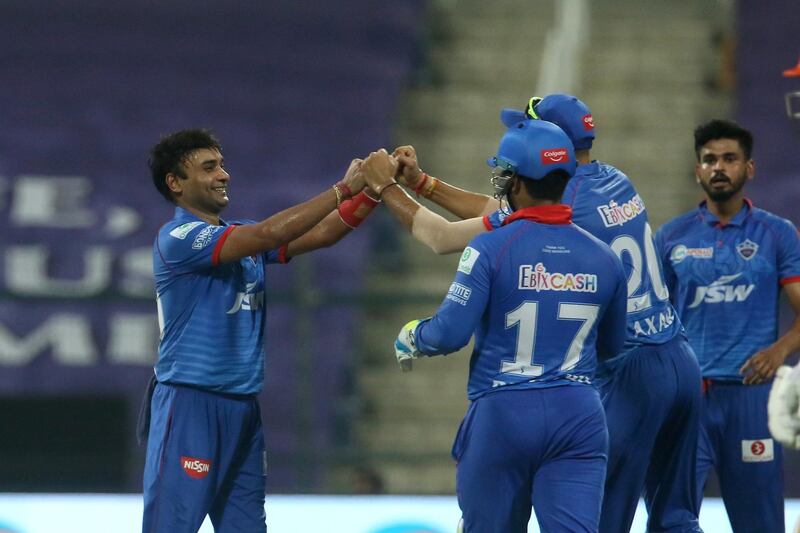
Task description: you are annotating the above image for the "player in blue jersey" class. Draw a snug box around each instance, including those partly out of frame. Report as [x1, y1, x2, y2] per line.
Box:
[142, 129, 382, 533]
[362, 120, 628, 532]
[655, 119, 800, 533]
[377, 94, 703, 532]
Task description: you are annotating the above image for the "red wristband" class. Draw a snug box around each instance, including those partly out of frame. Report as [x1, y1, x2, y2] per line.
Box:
[338, 190, 380, 229]
[413, 172, 430, 197]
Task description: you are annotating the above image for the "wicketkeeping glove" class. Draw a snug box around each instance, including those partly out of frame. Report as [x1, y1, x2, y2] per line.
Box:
[394, 319, 425, 372]
[767, 365, 800, 449]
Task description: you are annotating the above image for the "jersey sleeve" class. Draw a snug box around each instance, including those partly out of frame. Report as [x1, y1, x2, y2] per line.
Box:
[596, 256, 628, 361]
[776, 219, 800, 285]
[654, 225, 678, 297]
[155, 222, 235, 274]
[482, 208, 509, 231]
[415, 241, 492, 355]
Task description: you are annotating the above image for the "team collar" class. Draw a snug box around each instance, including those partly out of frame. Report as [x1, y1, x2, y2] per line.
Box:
[502, 204, 573, 226]
[698, 198, 752, 227]
[174, 206, 228, 226]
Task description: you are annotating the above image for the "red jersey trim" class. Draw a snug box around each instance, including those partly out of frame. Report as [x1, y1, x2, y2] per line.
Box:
[211, 226, 236, 266]
[278, 244, 290, 264]
[780, 275, 800, 286]
[482, 215, 493, 231]
[502, 205, 572, 226]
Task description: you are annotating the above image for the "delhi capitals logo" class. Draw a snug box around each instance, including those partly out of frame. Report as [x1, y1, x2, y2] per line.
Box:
[736, 239, 758, 260]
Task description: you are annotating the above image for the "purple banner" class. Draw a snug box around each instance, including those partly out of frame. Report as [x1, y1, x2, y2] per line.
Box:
[0, 0, 424, 399]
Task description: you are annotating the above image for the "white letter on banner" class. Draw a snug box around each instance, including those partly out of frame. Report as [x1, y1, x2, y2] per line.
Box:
[107, 313, 159, 365]
[5, 245, 112, 297]
[119, 247, 155, 297]
[0, 314, 98, 366]
[10, 175, 97, 228]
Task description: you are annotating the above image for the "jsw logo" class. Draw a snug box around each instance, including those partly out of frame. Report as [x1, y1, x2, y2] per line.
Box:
[688, 273, 755, 308]
[227, 281, 265, 314]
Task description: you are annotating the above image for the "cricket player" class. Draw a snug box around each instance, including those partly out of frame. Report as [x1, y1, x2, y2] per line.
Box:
[362, 119, 628, 532]
[143, 129, 378, 532]
[379, 94, 704, 532]
[656, 119, 800, 532]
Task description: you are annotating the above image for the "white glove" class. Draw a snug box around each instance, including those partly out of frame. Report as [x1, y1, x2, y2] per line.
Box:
[394, 319, 424, 372]
[767, 364, 800, 449]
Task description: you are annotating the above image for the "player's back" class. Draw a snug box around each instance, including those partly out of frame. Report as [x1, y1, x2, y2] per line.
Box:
[466, 213, 627, 399]
[563, 161, 681, 355]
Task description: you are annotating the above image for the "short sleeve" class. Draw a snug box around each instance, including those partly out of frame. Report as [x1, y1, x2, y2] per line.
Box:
[155, 222, 235, 273]
[776, 218, 800, 285]
[483, 208, 509, 231]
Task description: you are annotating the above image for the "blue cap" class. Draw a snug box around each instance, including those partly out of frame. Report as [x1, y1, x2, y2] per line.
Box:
[487, 119, 576, 180]
[500, 93, 595, 150]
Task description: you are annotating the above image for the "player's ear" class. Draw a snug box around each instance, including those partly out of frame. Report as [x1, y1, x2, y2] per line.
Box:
[746, 159, 755, 181]
[512, 176, 523, 194]
[166, 173, 183, 195]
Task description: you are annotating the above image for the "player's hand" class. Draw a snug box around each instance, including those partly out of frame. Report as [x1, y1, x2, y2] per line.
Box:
[341, 158, 366, 194]
[767, 365, 800, 449]
[392, 145, 424, 188]
[740, 346, 786, 385]
[362, 149, 398, 195]
[395, 319, 423, 372]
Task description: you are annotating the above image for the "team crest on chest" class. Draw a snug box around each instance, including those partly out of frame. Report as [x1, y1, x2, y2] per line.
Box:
[736, 239, 758, 260]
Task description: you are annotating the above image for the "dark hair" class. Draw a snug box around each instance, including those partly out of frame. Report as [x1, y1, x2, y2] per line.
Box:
[520, 169, 571, 202]
[149, 128, 222, 203]
[694, 119, 753, 160]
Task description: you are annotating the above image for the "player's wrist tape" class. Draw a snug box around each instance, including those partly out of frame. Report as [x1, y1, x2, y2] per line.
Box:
[332, 181, 353, 206]
[338, 190, 380, 229]
[378, 181, 399, 198]
[414, 172, 439, 198]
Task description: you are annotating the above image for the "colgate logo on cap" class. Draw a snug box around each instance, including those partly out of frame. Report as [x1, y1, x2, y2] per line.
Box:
[540, 148, 570, 164]
[181, 456, 212, 479]
[583, 114, 595, 130]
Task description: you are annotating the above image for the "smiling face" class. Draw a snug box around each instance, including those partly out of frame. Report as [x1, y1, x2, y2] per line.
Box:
[695, 138, 754, 203]
[167, 148, 230, 220]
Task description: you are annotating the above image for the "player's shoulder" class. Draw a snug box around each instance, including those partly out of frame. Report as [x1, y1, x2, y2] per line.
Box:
[571, 223, 620, 259]
[159, 219, 206, 240]
[657, 208, 702, 240]
[748, 204, 796, 231]
[566, 161, 635, 202]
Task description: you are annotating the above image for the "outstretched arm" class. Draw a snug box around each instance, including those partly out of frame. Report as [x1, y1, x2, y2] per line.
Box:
[362, 150, 488, 255]
[217, 159, 367, 264]
[393, 145, 500, 219]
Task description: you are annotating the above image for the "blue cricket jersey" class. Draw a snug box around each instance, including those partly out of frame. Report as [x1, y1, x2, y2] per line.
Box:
[486, 162, 682, 358]
[417, 205, 628, 399]
[655, 200, 800, 380]
[153, 207, 286, 394]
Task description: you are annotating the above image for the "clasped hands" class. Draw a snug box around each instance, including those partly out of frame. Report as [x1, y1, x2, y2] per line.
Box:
[355, 145, 425, 197]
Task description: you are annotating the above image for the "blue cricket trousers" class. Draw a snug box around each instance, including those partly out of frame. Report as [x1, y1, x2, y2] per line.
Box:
[598, 336, 703, 533]
[453, 385, 608, 533]
[142, 383, 267, 533]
